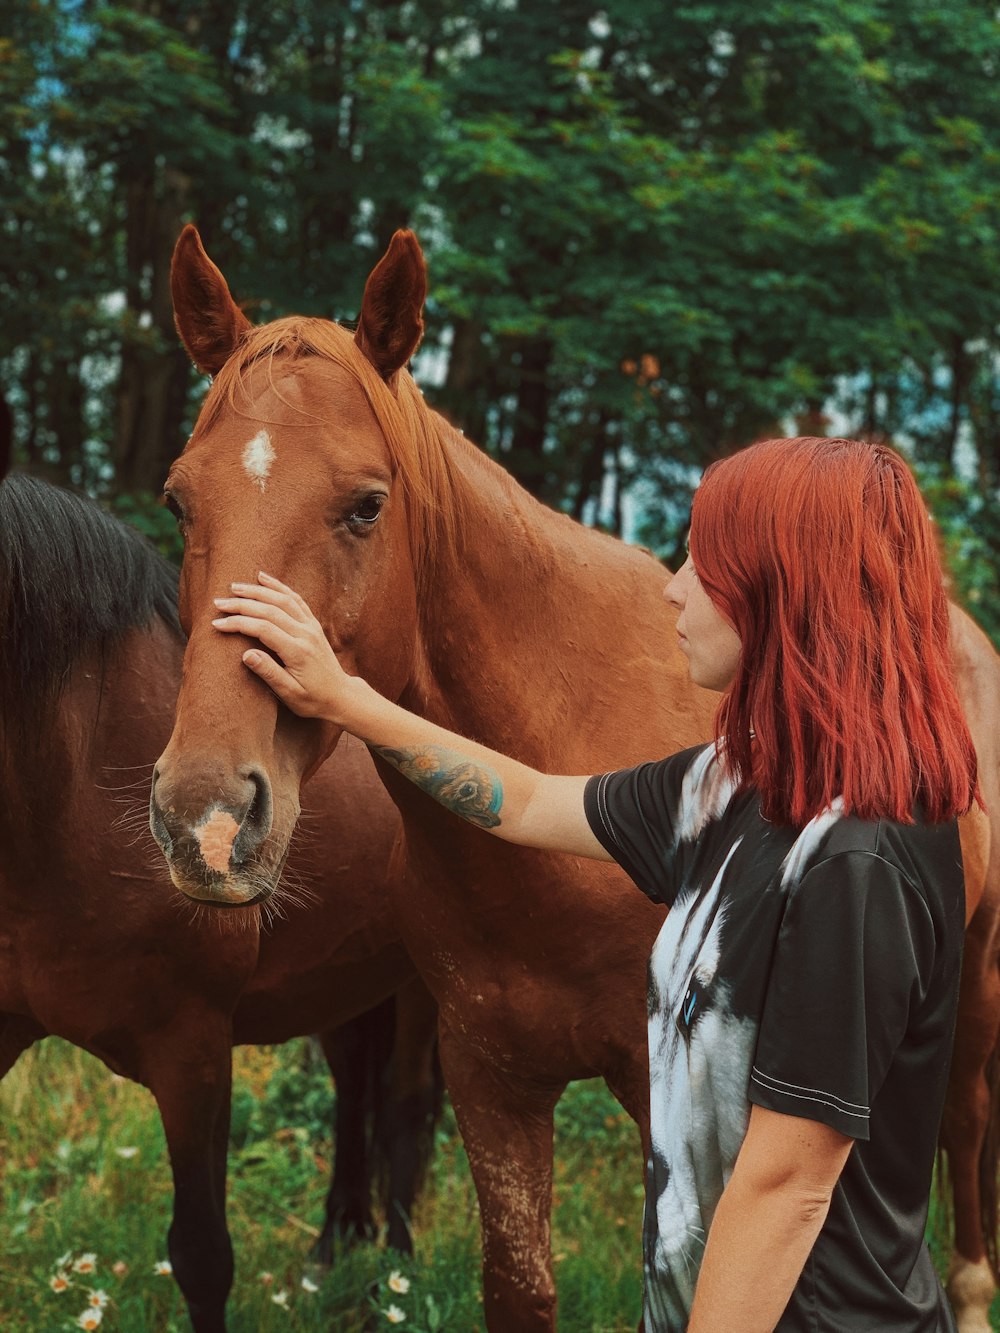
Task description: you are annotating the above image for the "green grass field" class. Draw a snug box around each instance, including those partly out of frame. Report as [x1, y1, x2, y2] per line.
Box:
[0, 1040, 645, 1331]
[0, 1038, 996, 1331]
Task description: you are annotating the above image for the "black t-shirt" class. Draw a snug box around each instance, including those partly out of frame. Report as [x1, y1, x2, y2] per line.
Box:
[584, 743, 964, 1332]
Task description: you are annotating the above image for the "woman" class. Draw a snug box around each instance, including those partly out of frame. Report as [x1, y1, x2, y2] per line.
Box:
[213, 436, 977, 1331]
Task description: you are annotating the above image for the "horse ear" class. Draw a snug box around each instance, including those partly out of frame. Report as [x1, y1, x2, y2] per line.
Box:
[355, 229, 427, 381]
[170, 224, 252, 376]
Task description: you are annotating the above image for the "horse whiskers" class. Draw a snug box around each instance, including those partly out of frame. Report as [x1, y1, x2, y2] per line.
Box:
[95, 778, 154, 794]
[170, 889, 261, 937]
[109, 806, 158, 847]
[109, 799, 150, 824]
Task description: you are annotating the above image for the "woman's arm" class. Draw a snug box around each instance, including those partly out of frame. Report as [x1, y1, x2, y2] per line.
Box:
[212, 573, 613, 859]
[688, 1105, 853, 1332]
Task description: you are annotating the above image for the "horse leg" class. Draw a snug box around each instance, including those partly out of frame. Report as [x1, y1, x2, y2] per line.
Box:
[312, 1008, 386, 1266]
[383, 976, 440, 1253]
[941, 926, 1000, 1333]
[439, 1028, 563, 1332]
[143, 1014, 235, 1333]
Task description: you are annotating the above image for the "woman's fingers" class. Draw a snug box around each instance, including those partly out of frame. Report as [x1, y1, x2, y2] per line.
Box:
[227, 573, 313, 624]
[212, 613, 300, 662]
[213, 595, 300, 634]
[255, 571, 312, 618]
[211, 575, 344, 721]
[241, 649, 313, 714]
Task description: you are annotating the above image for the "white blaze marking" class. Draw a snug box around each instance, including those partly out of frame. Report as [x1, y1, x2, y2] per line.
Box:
[242, 429, 275, 490]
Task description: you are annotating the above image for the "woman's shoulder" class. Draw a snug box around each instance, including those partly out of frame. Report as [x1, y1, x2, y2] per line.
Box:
[785, 807, 964, 916]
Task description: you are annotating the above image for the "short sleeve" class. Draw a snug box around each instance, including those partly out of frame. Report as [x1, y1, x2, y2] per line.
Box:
[749, 852, 936, 1140]
[583, 745, 706, 906]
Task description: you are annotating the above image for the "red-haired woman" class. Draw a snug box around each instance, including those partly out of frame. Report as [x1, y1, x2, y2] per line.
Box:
[214, 436, 977, 1332]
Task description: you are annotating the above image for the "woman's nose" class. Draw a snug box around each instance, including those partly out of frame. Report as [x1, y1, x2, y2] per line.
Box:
[664, 575, 684, 609]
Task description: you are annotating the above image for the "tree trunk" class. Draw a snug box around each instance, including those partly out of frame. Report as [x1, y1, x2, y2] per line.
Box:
[947, 335, 968, 468]
[438, 318, 489, 445]
[112, 165, 194, 494]
[508, 338, 553, 496]
[571, 411, 610, 522]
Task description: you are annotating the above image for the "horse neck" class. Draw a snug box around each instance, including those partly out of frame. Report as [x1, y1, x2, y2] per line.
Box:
[403, 418, 699, 768]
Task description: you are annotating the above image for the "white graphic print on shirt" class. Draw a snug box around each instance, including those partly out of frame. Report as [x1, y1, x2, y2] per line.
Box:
[645, 839, 756, 1324]
[643, 762, 845, 1329]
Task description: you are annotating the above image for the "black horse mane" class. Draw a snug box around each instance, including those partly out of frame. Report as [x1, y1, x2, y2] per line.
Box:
[0, 474, 181, 735]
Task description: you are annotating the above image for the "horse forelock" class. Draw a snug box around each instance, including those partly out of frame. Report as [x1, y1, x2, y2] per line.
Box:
[201, 316, 471, 586]
[0, 475, 181, 746]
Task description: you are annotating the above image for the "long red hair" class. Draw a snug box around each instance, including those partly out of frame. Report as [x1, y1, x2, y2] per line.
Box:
[689, 436, 979, 825]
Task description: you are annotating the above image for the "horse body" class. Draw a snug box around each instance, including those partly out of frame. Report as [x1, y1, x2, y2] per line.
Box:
[0, 474, 437, 1331]
[941, 607, 1000, 1332]
[157, 225, 1000, 1331]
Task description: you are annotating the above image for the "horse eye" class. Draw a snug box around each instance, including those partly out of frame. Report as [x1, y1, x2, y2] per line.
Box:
[348, 494, 385, 527]
[163, 492, 186, 527]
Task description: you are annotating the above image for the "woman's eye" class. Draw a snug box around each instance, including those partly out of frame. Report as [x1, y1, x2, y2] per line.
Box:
[348, 495, 385, 526]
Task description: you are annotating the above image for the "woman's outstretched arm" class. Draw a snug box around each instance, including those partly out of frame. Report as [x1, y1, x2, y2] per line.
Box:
[212, 572, 613, 860]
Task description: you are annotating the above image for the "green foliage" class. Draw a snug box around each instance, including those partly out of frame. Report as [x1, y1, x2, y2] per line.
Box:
[918, 465, 1000, 649]
[0, 0, 996, 600]
[0, 1041, 647, 1331]
[109, 491, 184, 565]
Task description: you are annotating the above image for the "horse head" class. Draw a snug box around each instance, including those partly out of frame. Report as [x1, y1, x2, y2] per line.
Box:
[151, 225, 436, 905]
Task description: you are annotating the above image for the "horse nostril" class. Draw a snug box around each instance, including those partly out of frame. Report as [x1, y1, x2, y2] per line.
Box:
[148, 784, 173, 857]
[232, 766, 273, 864]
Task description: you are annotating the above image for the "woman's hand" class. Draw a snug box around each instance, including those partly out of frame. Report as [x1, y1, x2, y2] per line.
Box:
[212, 574, 612, 861]
[212, 571, 358, 722]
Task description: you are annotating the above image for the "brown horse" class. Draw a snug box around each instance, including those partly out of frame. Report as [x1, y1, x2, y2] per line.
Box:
[0, 466, 439, 1332]
[154, 223, 1000, 1331]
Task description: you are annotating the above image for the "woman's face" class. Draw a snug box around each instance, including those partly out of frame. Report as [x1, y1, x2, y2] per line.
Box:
[665, 555, 742, 693]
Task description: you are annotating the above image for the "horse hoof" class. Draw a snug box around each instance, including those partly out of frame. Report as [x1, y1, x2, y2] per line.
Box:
[947, 1256, 995, 1333]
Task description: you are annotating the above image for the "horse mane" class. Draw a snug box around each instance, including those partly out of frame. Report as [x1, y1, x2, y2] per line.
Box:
[202, 317, 494, 582]
[0, 474, 181, 740]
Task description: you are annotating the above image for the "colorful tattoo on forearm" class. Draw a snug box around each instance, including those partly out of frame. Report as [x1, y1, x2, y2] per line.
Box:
[372, 744, 504, 829]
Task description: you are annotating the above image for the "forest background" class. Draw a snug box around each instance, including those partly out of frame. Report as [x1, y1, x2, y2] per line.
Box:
[2, 5, 1000, 1328]
[3, 0, 999, 640]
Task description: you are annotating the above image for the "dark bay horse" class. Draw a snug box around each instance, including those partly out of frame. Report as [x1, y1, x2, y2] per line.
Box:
[154, 223, 1000, 1332]
[0, 467, 439, 1332]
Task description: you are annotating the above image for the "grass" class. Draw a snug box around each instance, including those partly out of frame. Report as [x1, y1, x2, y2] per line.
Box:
[0, 1039, 644, 1331]
[2, 1038, 998, 1330]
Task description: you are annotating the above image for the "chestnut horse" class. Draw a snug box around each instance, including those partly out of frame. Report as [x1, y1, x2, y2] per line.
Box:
[154, 223, 1000, 1332]
[0, 466, 439, 1332]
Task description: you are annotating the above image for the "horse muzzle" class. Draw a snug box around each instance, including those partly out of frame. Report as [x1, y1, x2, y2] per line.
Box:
[149, 763, 278, 905]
